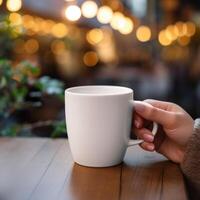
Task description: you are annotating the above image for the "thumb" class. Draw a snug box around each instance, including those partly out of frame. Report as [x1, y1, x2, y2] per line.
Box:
[134, 101, 175, 128]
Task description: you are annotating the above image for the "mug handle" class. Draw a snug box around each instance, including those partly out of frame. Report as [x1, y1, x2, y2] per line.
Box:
[128, 100, 158, 147]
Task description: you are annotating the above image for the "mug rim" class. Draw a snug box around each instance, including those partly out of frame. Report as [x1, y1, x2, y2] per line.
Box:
[65, 85, 133, 96]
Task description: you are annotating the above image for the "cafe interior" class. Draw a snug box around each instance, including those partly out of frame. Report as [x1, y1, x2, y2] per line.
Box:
[0, 0, 200, 137]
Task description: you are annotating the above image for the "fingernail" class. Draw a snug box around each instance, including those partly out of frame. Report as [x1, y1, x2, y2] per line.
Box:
[143, 134, 154, 142]
[147, 144, 155, 151]
[134, 120, 140, 128]
[135, 102, 145, 113]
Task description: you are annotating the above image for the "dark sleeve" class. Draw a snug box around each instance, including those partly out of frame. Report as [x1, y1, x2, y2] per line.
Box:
[181, 119, 200, 200]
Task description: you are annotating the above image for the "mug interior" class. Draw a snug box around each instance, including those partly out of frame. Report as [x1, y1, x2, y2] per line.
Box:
[65, 86, 133, 96]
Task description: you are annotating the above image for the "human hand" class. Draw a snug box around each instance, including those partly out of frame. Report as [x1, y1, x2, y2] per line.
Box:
[133, 100, 194, 163]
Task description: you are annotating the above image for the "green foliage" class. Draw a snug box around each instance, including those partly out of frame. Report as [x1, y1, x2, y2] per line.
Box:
[0, 16, 18, 58]
[35, 76, 64, 99]
[0, 59, 66, 137]
[1, 125, 20, 137]
[51, 120, 67, 138]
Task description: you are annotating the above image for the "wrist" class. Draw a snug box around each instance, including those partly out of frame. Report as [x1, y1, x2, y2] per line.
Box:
[180, 118, 200, 185]
[180, 118, 200, 165]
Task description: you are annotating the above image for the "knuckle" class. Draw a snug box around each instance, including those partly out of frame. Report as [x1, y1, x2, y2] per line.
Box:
[147, 106, 157, 117]
[168, 113, 178, 126]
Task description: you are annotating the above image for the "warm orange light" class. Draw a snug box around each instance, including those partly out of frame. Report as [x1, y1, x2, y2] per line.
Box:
[165, 25, 178, 41]
[110, 12, 124, 30]
[24, 39, 39, 54]
[136, 26, 151, 42]
[65, 5, 81, 21]
[9, 13, 22, 26]
[81, 1, 98, 18]
[51, 23, 68, 38]
[0, 0, 3, 6]
[86, 28, 104, 45]
[97, 6, 113, 24]
[22, 15, 35, 29]
[178, 36, 190, 46]
[185, 21, 196, 37]
[26, 30, 35, 36]
[6, 0, 22, 12]
[51, 40, 66, 54]
[31, 23, 39, 33]
[174, 21, 186, 37]
[118, 17, 134, 35]
[158, 30, 171, 46]
[45, 20, 56, 30]
[83, 51, 99, 67]
[39, 20, 55, 35]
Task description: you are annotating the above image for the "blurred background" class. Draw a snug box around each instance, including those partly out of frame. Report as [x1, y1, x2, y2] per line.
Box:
[0, 0, 200, 137]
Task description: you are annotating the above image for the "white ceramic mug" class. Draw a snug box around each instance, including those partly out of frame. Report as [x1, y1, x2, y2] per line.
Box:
[65, 86, 158, 167]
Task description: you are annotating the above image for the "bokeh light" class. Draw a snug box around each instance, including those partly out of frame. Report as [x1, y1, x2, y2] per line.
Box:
[22, 15, 35, 29]
[44, 20, 56, 32]
[136, 26, 151, 42]
[24, 39, 39, 54]
[6, 0, 22, 12]
[81, 1, 98, 18]
[185, 21, 196, 37]
[174, 21, 186, 37]
[86, 28, 104, 45]
[51, 40, 66, 54]
[158, 30, 171, 46]
[51, 23, 68, 38]
[65, 5, 81, 21]
[97, 6, 113, 24]
[110, 12, 124, 30]
[0, 0, 3, 6]
[178, 36, 190, 46]
[165, 25, 178, 41]
[83, 51, 99, 67]
[9, 13, 22, 26]
[118, 17, 134, 35]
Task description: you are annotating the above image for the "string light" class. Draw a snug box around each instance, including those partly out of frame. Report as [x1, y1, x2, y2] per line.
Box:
[22, 15, 35, 29]
[81, 1, 98, 18]
[86, 28, 104, 45]
[24, 39, 39, 54]
[118, 17, 134, 35]
[51, 40, 66, 54]
[83, 51, 99, 67]
[174, 21, 186, 37]
[158, 30, 171, 46]
[165, 25, 178, 41]
[9, 13, 22, 26]
[136, 26, 151, 42]
[51, 23, 68, 38]
[97, 6, 113, 24]
[185, 21, 196, 37]
[110, 12, 124, 30]
[65, 5, 81, 21]
[6, 0, 22, 12]
[178, 36, 190, 46]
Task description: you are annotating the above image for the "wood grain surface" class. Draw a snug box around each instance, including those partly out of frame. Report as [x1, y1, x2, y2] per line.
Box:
[0, 138, 188, 200]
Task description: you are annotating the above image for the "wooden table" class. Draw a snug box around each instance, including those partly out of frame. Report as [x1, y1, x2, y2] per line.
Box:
[0, 137, 188, 200]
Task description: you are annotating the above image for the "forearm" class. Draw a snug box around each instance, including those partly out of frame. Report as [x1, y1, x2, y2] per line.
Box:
[181, 119, 200, 199]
